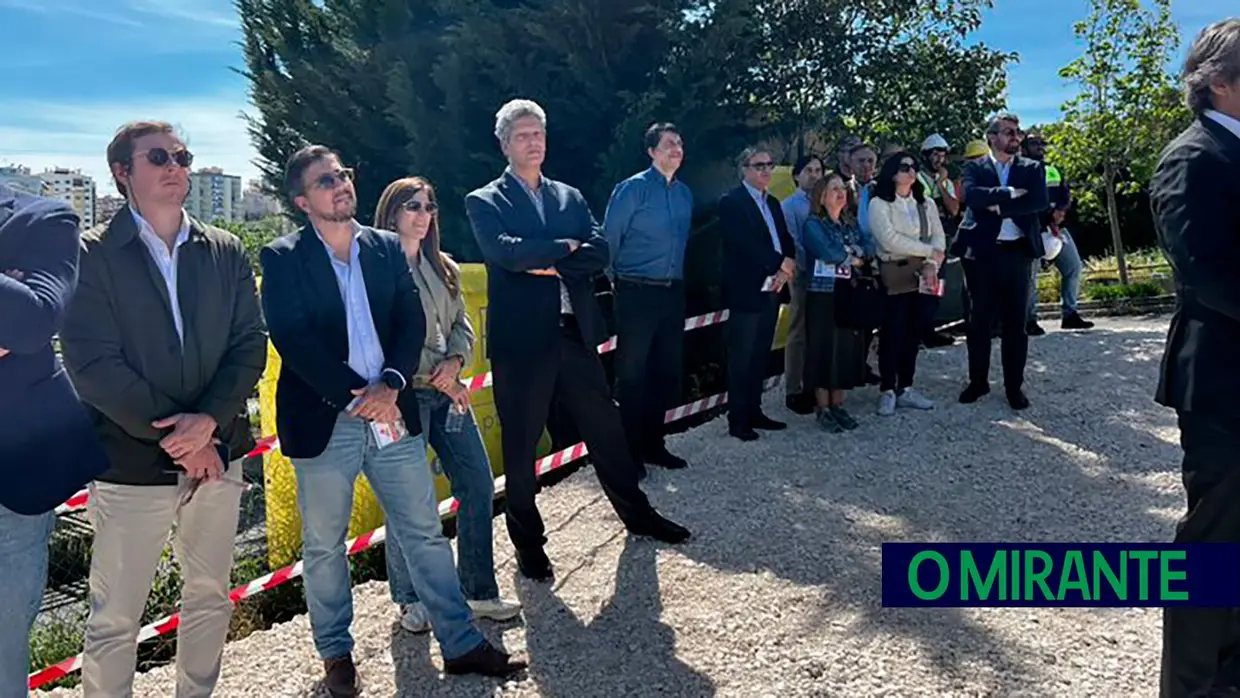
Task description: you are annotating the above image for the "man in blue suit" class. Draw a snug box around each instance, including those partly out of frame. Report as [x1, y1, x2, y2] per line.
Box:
[465, 98, 691, 583]
[0, 184, 109, 695]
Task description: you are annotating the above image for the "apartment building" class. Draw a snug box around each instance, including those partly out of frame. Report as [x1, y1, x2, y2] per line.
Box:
[39, 168, 97, 228]
[0, 165, 53, 197]
[185, 167, 243, 224]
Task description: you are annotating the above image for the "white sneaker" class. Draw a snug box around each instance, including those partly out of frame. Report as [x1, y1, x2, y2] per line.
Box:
[896, 388, 935, 410]
[399, 602, 431, 633]
[467, 597, 523, 622]
[876, 390, 897, 416]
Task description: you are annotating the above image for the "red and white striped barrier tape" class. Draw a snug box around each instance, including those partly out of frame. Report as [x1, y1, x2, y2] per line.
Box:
[53, 311, 735, 516]
[29, 373, 780, 691]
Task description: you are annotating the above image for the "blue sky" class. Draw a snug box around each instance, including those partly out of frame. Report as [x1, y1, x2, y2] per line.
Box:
[0, 0, 1232, 195]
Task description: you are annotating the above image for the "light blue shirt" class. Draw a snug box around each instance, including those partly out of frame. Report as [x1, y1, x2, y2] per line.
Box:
[856, 181, 874, 236]
[991, 154, 1026, 242]
[780, 188, 811, 270]
[132, 206, 191, 345]
[315, 222, 388, 383]
[742, 180, 783, 253]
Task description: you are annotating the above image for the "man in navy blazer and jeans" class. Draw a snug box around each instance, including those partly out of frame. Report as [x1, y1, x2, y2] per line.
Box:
[954, 112, 1049, 410]
[465, 99, 691, 583]
[0, 184, 109, 696]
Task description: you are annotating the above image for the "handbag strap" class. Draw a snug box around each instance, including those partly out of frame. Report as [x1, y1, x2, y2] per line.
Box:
[917, 201, 931, 244]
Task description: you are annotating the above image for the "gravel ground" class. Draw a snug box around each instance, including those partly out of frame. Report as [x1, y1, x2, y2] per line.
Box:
[37, 315, 1183, 698]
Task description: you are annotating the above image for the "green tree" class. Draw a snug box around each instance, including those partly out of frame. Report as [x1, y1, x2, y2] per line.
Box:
[1049, 0, 1188, 284]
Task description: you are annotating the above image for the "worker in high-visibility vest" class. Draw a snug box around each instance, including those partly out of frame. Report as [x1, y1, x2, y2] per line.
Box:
[1021, 131, 1094, 333]
[917, 134, 963, 348]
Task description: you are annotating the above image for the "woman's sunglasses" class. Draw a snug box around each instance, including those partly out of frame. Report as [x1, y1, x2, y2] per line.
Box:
[312, 168, 354, 190]
[897, 162, 919, 173]
[401, 200, 438, 214]
[135, 147, 193, 169]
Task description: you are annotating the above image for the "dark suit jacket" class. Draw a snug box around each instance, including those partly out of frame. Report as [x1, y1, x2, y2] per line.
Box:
[465, 171, 611, 361]
[717, 184, 796, 313]
[60, 211, 267, 486]
[1150, 114, 1240, 415]
[0, 185, 109, 515]
[259, 225, 426, 459]
[954, 155, 1049, 260]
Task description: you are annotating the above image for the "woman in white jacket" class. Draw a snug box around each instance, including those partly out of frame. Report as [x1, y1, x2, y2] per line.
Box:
[867, 151, 947, 416]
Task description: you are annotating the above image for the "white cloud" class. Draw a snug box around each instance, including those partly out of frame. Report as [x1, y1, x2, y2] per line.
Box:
[0, 0, 145, 27]
[0, 93, 264, 195]
[124, 0, 238, 28]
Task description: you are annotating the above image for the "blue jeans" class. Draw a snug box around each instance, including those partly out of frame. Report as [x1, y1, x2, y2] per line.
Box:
[0, 505, 53, 698]
[1029, 229, 1084, 320]
[386, 389, 498, 604]
[291, 413, 484, 661]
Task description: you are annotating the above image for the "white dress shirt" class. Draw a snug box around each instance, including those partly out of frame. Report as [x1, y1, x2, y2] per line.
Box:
[743, 180, 784, 253]
[989, 153, 1026, 242]
[132, 206, 191, 345]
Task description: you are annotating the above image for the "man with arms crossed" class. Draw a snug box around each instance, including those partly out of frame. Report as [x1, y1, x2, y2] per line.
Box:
[261, 146, 523, 695]
[603, 122, 693, 474]
[1150, 19, 1240, 698]
[466, 99, 691, 583]
[60, 121, 268, 697]
[0, 184, 109, 697]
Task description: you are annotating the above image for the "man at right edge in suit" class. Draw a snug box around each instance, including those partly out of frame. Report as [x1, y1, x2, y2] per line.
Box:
[1151, 19, 1240, 698]
[465, 99, 690, 583]
[955, 112, 1048, 410]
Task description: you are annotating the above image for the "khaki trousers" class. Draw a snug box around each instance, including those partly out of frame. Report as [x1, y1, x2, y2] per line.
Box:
[81, 463, 243, 698]
[784, 273, 809, 396]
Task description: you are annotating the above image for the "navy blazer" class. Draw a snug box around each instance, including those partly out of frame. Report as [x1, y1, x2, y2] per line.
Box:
[0, 185, 109, 515]
[717, 184, 796, 313]
[465, 171, 611, 361]
[1151, 115, 1240, 416]
[259, 225, 426, 460]
[954, 155, 1049, 260]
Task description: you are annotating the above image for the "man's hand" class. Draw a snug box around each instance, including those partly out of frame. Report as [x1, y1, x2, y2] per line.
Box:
[429, 356, 464, 393]
[177, 442, 224, 481]
[0, 348, 8, 359]
[526, 267, 559, 277]
[152, 413, 218, 461]
[779, 257, 796, 277]
[565, 239, 582, 253]
[349, 382, 398, 422]
[850, 255, 865, 268]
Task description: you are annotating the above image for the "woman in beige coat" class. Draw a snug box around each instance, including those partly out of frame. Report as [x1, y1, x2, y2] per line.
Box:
[867, 151, 947, 417]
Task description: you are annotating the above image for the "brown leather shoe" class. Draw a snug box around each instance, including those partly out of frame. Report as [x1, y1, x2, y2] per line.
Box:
[323, 655, 361, 697]
[443, 640, 528, 677]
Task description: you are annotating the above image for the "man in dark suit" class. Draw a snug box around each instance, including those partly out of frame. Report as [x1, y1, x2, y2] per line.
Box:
[1149, 19, 1240, 698]
[954, 112, 1049, 410]
[718, 146, 797, 441]
[260, 145, 523, 693]
[0, 184, 109, 696]
[60, 121, 268, 698]
[465, 99, 691, 583]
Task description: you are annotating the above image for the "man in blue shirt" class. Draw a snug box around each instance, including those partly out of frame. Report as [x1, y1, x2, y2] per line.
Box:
[780, 155, 824, 415]
[603, 123, 694, 472]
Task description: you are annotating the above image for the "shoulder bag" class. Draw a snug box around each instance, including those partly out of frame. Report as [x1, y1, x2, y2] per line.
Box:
[877, 199, 931, 295]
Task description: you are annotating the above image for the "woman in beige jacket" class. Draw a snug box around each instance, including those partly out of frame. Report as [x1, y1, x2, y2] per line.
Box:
[867, 151, 947, 417]
[373, 177, 522, 634]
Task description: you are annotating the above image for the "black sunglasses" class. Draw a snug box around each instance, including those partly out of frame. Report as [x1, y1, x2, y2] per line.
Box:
[136, 147, 193, 169]
[313, 168, 354, 190]
[898, 162, 918, 173]
[401, 200, 438, 214]
[747, 161, 776, 171]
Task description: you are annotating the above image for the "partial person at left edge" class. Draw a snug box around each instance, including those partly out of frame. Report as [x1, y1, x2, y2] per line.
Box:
[0, 184, 110, 698]
[59, 121, 268, 698]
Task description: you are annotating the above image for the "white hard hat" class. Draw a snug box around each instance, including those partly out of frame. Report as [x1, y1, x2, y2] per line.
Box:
[921, 134, 949, 151]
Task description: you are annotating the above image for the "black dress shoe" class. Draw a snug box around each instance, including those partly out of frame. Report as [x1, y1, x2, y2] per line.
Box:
[1026, 321, 1046, 336]
[959, 382, 990, 404]
[752, 414, 787, 431]
[785, 393, 815, 415]
[1006, 388, 1030, 410]
[645, 447, 687, 469]
[323, 655, 361, 697]
[1061, 313, 1094, 330]
[627, 512, 691, 543]
[444, 640, 528, 677]
[729, 427, 759, 441]
[515, 547, 554, 582]
[865, 369, 882, 385]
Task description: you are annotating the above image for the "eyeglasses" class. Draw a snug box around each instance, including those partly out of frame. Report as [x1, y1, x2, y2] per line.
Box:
[312, 168, 354, 190]
[898, 162, 918, 173]
[135, 147, 193, 169]
[401, 200, 438, 214]
[747, 161, 776, 171]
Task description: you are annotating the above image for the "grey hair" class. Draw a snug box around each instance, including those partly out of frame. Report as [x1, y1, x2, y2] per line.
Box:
[736, 146, 769, 175]
[1182, 19, 1240, 115]
[985, 112, 1021, 136]
[494, 99, 547, 144]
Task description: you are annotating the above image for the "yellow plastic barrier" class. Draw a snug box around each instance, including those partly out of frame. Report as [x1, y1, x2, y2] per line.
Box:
[260, 262, 551, 568]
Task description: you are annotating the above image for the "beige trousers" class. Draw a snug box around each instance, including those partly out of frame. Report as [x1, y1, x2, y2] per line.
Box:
[81, 462, 243, 698]
[784, 273, 809, 395]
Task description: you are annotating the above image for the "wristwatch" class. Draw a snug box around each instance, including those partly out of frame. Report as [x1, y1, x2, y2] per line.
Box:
[381, 370, 406, 392]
